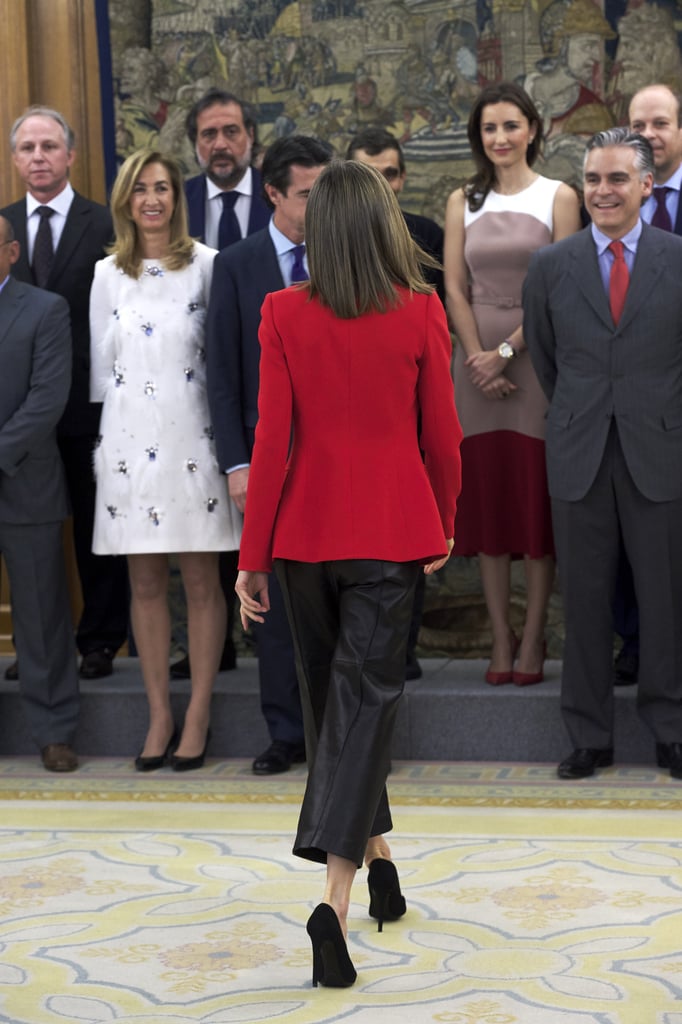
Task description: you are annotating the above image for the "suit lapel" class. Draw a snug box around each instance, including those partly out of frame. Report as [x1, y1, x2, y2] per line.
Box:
[567, 229, 613, 330]
[0, 278, 26, 347]
[616, 224, 664, 332]
[49, 192, 90, 287]
[10, 200, 32, 281]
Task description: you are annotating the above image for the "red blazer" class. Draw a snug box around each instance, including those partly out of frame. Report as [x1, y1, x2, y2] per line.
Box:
[239, 286, 462, 572]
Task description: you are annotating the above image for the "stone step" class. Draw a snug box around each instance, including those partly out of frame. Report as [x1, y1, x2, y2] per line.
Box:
[0, 656, 653, 764]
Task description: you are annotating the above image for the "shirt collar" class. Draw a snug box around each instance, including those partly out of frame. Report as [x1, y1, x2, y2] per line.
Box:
[591, 218, 642, 256]
[655, 163, 682, 191]
[206, 165, 252, 201]
[26, 181, 74, 216]
[268, 216, 303, 256]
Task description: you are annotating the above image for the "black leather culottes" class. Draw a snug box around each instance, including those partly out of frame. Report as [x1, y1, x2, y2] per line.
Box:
[276, 558, 420, 866]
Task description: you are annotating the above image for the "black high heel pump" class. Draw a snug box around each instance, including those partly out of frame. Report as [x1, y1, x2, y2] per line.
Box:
[134, 729, 177, 772]
[367, 859, 406, 932]
[306, 903, 356, 988]
[170, 729, 211, 772]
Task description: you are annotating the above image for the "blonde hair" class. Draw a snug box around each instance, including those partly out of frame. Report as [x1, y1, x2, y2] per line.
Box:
[109, 149, 194, 278]
[305, 160, 437, 319]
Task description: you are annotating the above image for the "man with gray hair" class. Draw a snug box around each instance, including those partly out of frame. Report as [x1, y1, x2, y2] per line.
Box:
[1, 106, 129, 691]
[523, 127, 682, 780]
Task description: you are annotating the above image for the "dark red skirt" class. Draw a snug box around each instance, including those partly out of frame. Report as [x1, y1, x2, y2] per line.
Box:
[453, 430, 554, 559]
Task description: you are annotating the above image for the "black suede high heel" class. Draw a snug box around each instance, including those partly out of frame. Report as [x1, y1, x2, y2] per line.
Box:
[367, 858, 406, 932]
[306, 903, 356, 988]
[134, 729, 177, 772]
[170, 729, 211, 772]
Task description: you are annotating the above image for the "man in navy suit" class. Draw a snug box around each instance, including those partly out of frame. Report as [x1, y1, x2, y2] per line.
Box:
[206, 135, 333, 773]
[524, 128, 682, 781]
[1, 106, 128, 684]
[184, 88, 270, 249]
[608, 84, 682, 687]
[172, 89, 271, 682]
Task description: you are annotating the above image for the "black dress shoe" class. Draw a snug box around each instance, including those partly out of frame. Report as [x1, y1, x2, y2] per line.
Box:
[252, 740, 306, 775]
[613, 649, 638, 686]
[170, 650, 237, 679]
[41, 743, 78, 772]
[80, 649, 114, 679]
[4, 660, 18, 681]
[656, 742, 682, 780]
[557, 748, 614, 779]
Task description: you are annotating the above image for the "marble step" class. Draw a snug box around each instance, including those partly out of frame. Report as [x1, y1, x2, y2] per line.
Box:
[0, 656, 653, 765]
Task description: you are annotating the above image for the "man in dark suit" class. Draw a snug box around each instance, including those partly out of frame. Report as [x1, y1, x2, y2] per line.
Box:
[171, 89, 271, 681]
[0, 215, 80, 771]
[608, 85, 682, 687]
[206, 135, 333, 774]
[347, 127, 444, 679]
[1, 106, 128, 681]
[523, 128, 682, 780]
[184, 87, 270, 249]
[346, 127, 444, 304]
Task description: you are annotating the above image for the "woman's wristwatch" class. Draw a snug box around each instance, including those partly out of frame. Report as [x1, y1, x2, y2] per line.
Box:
[498, 340, 517, 360]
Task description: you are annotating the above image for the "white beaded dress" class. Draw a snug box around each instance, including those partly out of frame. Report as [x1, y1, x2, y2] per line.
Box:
[89, 242, 241, 554]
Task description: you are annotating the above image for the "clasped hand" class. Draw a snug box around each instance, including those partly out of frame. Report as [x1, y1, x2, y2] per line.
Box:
[465, 350, 517, 401]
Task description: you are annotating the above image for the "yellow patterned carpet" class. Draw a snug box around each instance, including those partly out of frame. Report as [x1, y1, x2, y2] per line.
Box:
[1, 758, 682, 1024]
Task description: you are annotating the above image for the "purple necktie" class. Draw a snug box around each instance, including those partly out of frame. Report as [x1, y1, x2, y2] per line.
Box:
[218, 191, 241, 250]
[32, 206, 54, 287]
[290, 245, 308, 283]
[651, 187, 672, 232]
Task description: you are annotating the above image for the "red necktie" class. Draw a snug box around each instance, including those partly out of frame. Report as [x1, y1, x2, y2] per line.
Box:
[608, 240, 629, 325]
[651, 186, 672, 232]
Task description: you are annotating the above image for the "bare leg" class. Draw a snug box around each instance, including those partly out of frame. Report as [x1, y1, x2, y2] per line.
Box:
[323, 854, 357, 939]
[517, 555, 554, 674]
[175, 551, 225, 758]
[364, 834, 392, 866]
[128, 554, 173, 757]
[479, 552, 514, 671]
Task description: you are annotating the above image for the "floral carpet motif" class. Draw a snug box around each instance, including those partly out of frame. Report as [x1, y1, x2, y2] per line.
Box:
[0, 759, 681, 1024]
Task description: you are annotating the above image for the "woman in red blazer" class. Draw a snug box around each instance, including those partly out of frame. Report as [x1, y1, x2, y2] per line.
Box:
[236, 160, 462, 988]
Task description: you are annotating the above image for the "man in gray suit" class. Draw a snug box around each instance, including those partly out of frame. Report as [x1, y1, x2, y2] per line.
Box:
[523, 128, 682, 780]
[0, 215, 80, 771]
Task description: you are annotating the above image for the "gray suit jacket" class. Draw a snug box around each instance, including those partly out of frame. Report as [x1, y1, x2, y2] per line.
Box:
[0, 277, 72, 523]
[523, 222, 682, 503]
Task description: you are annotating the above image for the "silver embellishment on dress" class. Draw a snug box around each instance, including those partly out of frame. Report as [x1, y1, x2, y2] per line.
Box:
[141, 322, 154, 336]
[106, 505, 118, 519]
[188, 302, 199, 313]
[206, 497, 218, 512]
[144, 381, 155, 395]
[117, 460, 128, 474]
[145, 265, 164, 277]
[113, 308, 119, 319]
[113, 362, 125, 387]
[186, 458, 198, 473]
[145, 445, 158, 461]
[184, 367, 195, 382]
[148, 507, 161, 525]
[196, 346, 205, 362]
[203, 425, 214, 441]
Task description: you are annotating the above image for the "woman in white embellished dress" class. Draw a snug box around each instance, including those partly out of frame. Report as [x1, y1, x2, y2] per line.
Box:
[90, 149, 241, 771]
[444, 83, 580, 687]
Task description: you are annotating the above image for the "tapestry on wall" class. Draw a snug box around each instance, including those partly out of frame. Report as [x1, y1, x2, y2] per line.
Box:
[106, 0, 682, 220]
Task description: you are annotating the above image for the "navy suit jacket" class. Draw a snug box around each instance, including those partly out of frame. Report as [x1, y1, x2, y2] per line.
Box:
[403, 209, 444, 300]
[206, 228, 284, 471]
[184, 168, 270, 244]
[0, 192, 112, 437]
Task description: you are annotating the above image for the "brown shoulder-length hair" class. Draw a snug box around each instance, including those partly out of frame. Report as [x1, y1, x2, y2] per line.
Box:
[305, 160, 438, 319]
[464, 82, 543, 212]
[109, 149, 194, 278]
